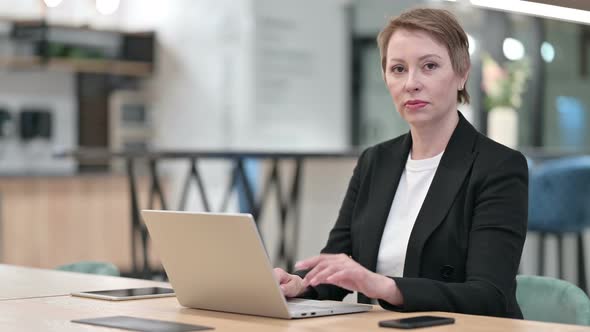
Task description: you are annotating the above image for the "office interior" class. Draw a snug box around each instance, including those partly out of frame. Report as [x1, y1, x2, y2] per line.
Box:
[0, 0, 589, 320]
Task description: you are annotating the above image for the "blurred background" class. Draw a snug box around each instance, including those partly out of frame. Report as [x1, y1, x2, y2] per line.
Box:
[0, 0, 589, 293]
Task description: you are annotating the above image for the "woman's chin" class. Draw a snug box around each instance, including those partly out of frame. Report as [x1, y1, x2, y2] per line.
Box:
[402, 110, 431, 124]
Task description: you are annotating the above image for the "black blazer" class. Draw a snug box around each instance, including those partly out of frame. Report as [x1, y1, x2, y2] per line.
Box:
[298, 112, 528, 319]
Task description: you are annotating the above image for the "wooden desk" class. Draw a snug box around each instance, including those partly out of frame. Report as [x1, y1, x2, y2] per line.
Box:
[0, 264, 169, 300]
[1, 295, 590, 331]
[0, 265, 589, 331]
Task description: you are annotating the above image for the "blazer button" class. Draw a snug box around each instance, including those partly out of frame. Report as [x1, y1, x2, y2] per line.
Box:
[440, 265, 455, 280]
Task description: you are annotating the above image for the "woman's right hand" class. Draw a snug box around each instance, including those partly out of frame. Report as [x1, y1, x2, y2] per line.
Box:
[273, 267, 308, 298]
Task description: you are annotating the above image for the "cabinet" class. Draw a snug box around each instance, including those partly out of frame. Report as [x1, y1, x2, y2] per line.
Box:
[0, 175, 160, 272]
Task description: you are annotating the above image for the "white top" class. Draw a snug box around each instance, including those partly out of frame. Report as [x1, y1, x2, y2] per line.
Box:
[376, 150, 444, 279]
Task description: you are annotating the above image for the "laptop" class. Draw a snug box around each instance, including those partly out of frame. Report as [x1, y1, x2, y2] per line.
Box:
[141, 210, 372, 319]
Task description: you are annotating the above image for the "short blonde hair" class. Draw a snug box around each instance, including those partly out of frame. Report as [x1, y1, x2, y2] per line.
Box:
[377, 8, 471, 104]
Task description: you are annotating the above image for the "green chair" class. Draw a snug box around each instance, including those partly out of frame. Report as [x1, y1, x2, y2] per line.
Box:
[516, 275, 590, 326]
[56, 261, 120, 277]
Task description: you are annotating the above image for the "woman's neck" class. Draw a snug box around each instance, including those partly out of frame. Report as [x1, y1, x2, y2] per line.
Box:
[409, 111, 459, 160]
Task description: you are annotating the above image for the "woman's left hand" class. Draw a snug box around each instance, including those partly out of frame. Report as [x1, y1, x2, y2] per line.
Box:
[295, 254, 403, 304]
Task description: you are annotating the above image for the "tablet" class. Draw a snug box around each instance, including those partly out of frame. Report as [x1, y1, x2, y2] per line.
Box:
[71, 287, 175, 301]
[72, 315, 213, 331]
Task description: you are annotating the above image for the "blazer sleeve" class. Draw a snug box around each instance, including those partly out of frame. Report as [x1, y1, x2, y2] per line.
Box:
[380, 151, 528, 316]
[293, 148, 370, 301]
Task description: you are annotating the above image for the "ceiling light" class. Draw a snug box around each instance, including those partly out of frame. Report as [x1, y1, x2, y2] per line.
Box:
[540, 41, 555, 63]
[470, 0, 590, 25]
[96, 0, 120, 15]
[503, 38, 525, 60]
[44, 0, 63, 8]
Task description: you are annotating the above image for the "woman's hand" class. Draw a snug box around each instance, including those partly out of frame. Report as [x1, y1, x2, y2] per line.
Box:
[273, 267, 308, 298]
[295, 254, 404, 305]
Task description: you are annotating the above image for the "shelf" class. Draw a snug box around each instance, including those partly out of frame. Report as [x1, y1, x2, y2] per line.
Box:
[49, 58, 152, 77]
[0, 56, 153, 77]
[0, 19, 155, 77]
[0, 56, 41, 68]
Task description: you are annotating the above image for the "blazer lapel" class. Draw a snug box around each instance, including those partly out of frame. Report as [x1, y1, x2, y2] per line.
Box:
[359, 134, 411, 272]
[403, 114, 478, 277]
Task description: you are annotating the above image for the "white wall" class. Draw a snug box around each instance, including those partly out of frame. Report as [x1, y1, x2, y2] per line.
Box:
[0, 0, 42, 19]
[122, 0, 250, 150]
[235, 0, 350, 150]
[119, 0, 354, 266]
[0, 2, 80, 174]
[121, 0, 351, 151]
[118, 0, 253, 216]
[0, 71, 76, 174]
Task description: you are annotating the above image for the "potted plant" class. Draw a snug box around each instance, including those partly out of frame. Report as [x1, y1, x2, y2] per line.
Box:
[482, 53, 530, 148]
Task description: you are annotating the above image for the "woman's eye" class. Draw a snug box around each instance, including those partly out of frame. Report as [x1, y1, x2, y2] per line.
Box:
[424, 63, 438, 70]
[390, 66, 405, 73]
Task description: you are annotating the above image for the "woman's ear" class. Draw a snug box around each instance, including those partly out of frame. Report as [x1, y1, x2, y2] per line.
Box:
[461, 66, 471, 89]
[459, 68, 470, 90]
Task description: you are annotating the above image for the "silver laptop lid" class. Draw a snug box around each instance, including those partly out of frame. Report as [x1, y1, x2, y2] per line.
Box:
[141, 210, 292, 318]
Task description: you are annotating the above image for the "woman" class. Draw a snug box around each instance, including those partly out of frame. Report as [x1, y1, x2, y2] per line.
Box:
[274, 8, 527, 318]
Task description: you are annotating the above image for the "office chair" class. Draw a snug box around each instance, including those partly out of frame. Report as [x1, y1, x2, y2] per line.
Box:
[516, 275, 590, 325]
[56, 261, 120, 277]
[528, 156, 590, 292]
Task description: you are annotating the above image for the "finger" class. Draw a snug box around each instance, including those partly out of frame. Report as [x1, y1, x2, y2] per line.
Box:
[297, 253, 343, 269]
[308, 265, 341, 286]
[302, 260, 331, 286]
[273, 268, 290, 284]
[302, 254, 352, 282]
[273, 267, 286, 277]
[281, 277, 303, 297]
[279, 283, 291, 296]
[295, 255, 322, 270]
[302, 253, 344, 275]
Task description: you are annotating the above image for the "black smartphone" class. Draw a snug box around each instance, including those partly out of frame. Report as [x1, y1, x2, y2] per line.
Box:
[379, 315, 455, 329]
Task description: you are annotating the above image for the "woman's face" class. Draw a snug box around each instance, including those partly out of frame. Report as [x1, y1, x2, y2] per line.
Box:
[384, 29, 468, 128]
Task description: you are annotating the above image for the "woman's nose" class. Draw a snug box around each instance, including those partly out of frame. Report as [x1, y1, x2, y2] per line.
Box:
[404, 71, 423, 92]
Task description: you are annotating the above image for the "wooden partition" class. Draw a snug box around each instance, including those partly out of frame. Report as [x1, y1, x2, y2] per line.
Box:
[0, 175, 160, 272]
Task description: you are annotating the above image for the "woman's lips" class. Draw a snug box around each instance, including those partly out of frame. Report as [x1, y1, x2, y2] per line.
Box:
[405, 101, 428, 110]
